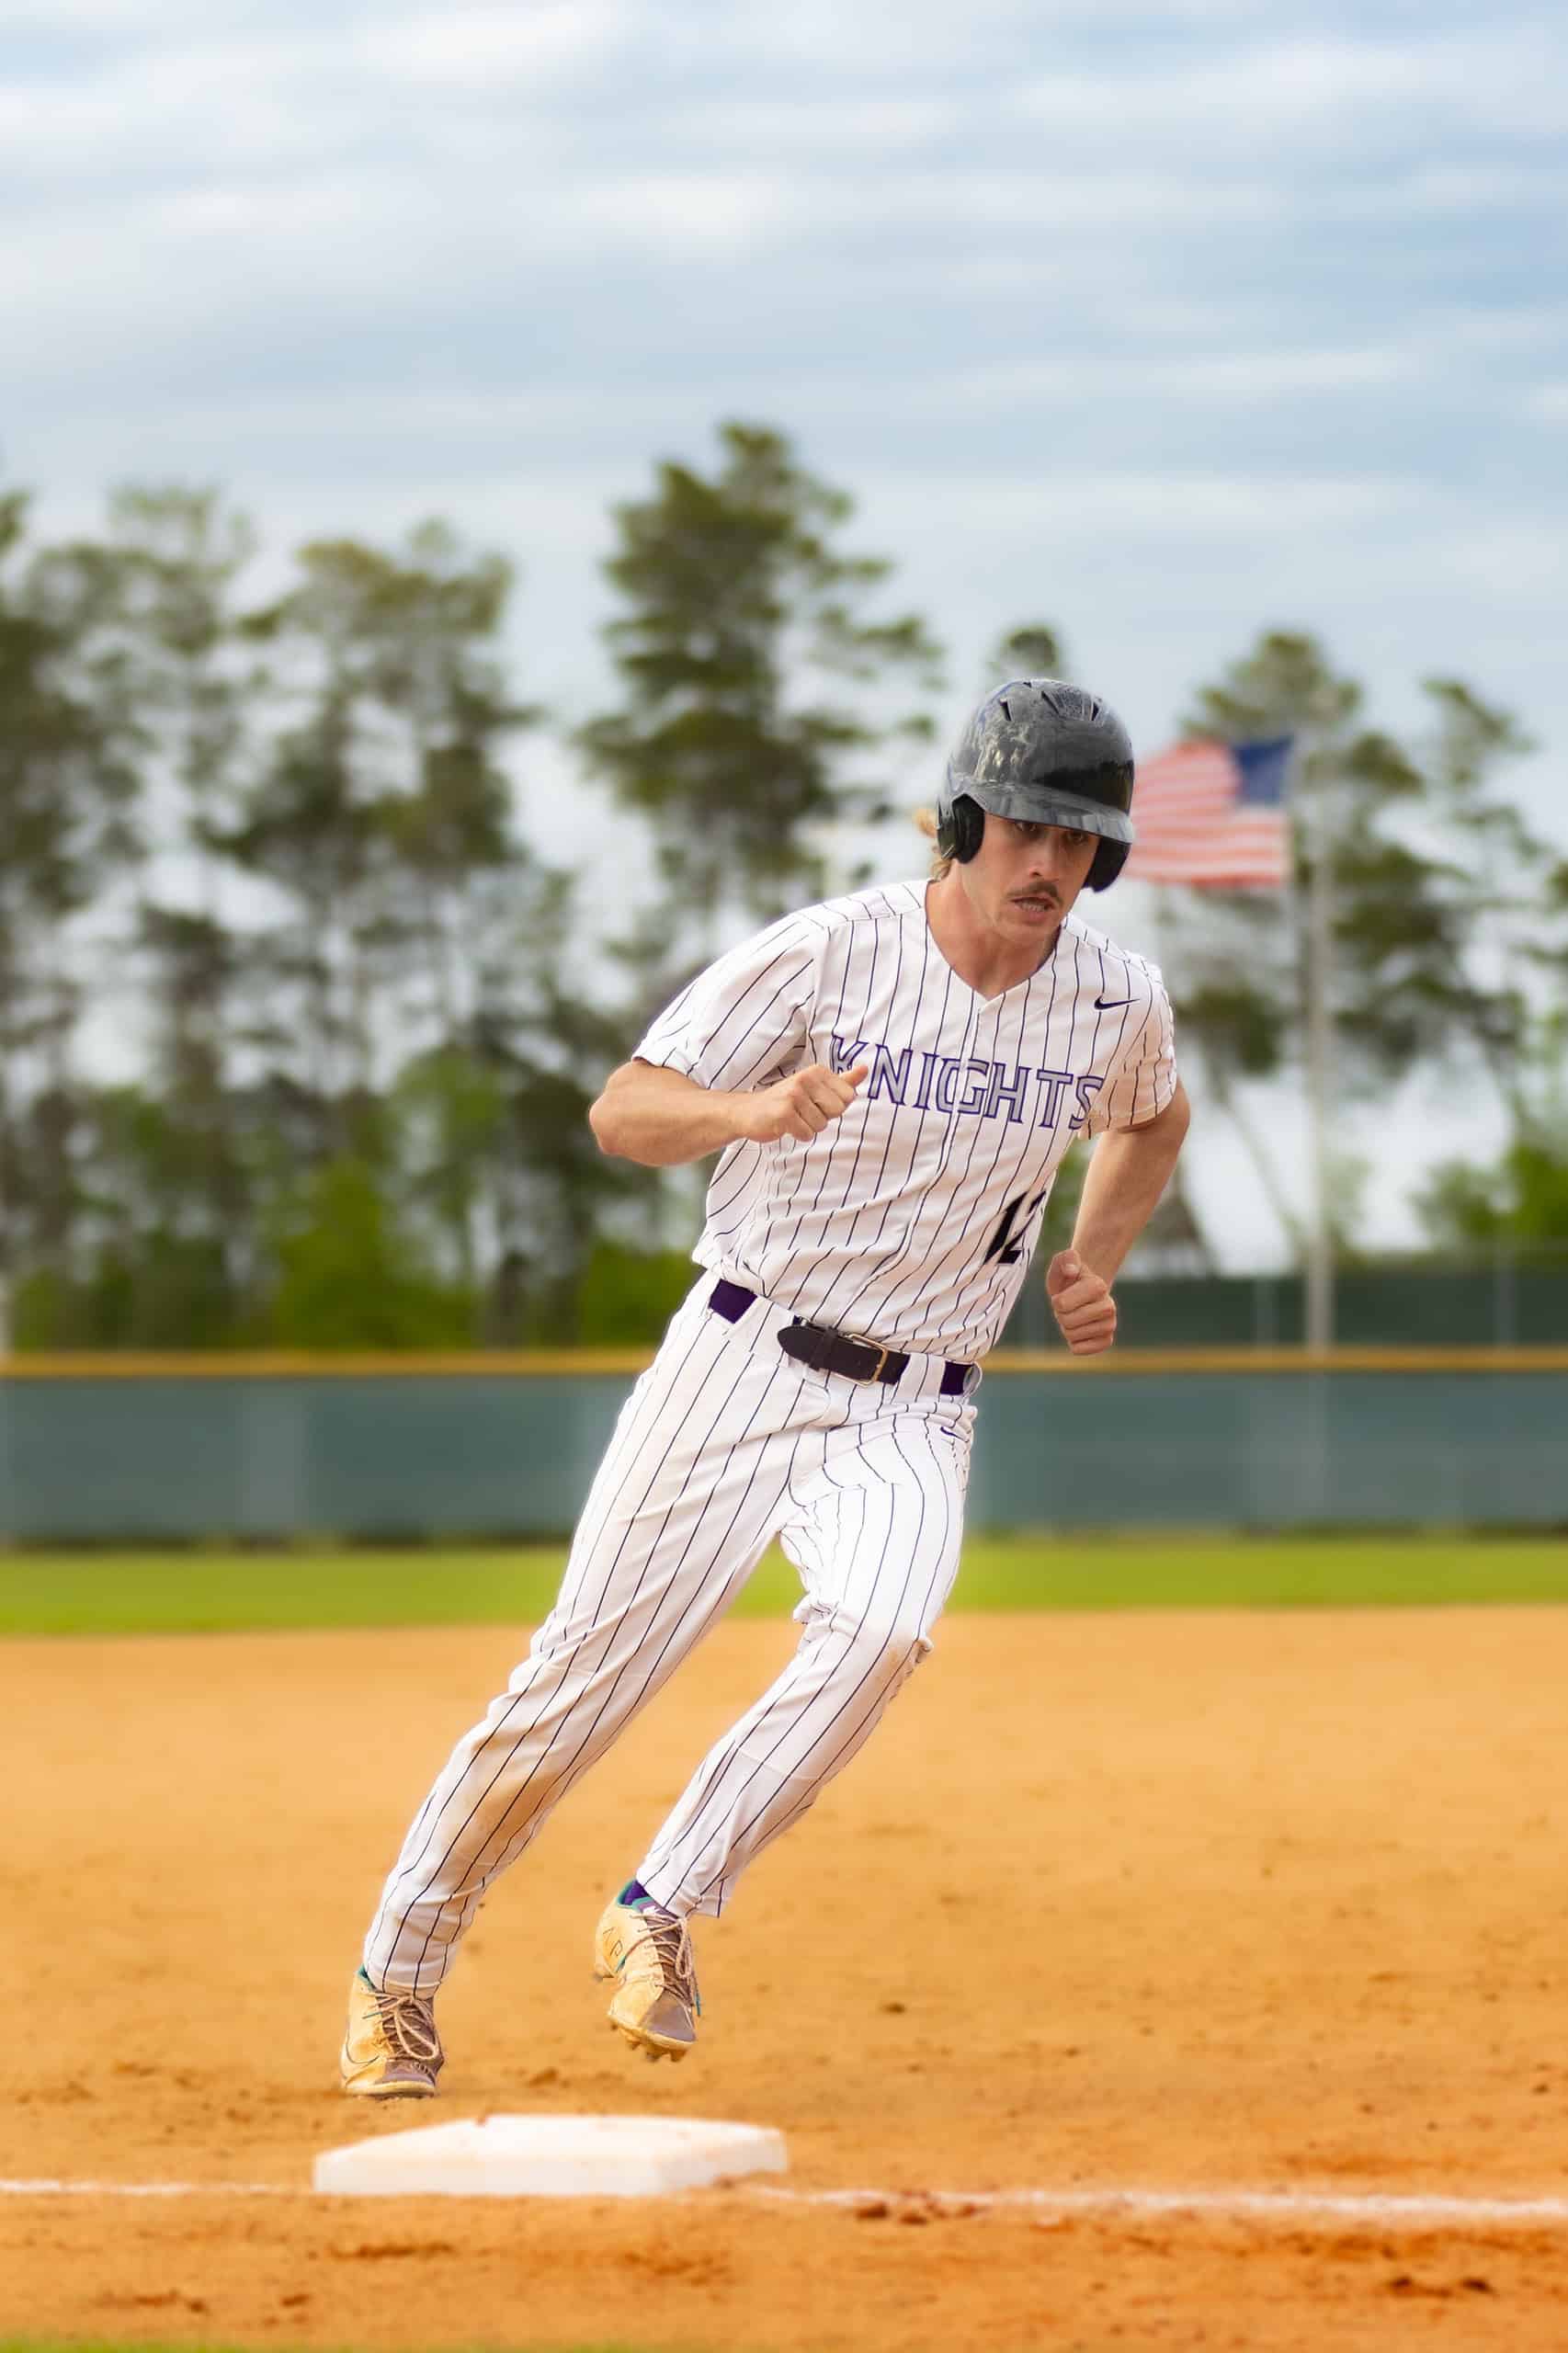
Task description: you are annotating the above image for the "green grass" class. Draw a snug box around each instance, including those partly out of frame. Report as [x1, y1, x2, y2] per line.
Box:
[1, 1533, 1567, 1637]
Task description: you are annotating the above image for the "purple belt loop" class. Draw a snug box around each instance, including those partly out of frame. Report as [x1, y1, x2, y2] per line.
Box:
[708, 1279, 757, 1325]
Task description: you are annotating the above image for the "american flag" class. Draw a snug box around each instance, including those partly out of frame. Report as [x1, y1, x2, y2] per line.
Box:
[1124, 735, 1295, 890]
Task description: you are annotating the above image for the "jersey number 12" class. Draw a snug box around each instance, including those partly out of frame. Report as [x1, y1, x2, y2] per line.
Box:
[983, 1186, 1051, 1266]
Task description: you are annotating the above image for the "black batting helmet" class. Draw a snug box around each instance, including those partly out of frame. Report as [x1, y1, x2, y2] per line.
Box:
[937, 678, 1136, 891]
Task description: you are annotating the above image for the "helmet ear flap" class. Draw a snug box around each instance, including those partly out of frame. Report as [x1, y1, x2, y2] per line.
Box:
[937, 794, 984, 863]
[1086, 836, 1130, 892]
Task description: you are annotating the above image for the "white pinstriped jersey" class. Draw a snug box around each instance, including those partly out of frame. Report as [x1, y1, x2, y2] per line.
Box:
[635, 879, 1177, 1362]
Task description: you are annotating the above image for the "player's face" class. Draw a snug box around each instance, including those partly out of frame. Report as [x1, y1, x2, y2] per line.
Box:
[960, 816, 1099, 946]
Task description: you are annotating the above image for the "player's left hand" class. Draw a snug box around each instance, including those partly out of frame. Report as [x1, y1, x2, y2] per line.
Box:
[1046, 1250, 1117, 1356]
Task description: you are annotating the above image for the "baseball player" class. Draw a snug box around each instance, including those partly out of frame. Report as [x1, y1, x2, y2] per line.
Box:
[342, 679, 1190, 2097]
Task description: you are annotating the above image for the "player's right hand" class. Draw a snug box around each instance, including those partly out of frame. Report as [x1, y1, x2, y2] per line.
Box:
[738, 1063, 869, 1144]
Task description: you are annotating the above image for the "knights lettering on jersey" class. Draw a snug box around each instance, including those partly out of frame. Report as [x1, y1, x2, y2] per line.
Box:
[635, 881, 1177, 1363]
[829, 1036, 1108, 1132]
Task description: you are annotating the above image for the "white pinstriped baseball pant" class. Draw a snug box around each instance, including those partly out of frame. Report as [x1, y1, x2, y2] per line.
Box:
[364, 1277, 975, 1994]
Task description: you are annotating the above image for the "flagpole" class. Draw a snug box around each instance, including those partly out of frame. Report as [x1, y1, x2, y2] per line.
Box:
[1301, 733, 1335, 1352]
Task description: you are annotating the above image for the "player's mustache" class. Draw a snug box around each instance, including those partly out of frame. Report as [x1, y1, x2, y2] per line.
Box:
[1011, 885, 1061, 906]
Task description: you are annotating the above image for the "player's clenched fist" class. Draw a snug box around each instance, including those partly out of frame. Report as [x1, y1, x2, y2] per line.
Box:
[740, 1063, 869, 1144]
[1046, 1249, 1118, 1357]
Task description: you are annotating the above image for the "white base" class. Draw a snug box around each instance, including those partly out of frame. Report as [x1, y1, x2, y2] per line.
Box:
[313, 2113, 789, 2200]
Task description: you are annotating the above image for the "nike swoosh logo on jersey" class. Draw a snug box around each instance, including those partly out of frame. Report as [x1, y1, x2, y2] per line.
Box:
[1095, 995, 1133, 1008]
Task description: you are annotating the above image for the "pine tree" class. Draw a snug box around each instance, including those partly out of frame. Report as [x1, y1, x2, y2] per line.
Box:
[580, 421, 944, 998]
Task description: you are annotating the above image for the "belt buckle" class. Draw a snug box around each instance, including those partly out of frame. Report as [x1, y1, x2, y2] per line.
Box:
[864, 1344, 892, 1383]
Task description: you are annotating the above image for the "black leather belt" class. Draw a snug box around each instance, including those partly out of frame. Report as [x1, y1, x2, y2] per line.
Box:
[708, 1279, 973, 1399]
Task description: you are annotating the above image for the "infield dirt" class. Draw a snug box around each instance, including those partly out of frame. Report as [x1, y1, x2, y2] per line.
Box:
[5, 1604, 1568, 2349]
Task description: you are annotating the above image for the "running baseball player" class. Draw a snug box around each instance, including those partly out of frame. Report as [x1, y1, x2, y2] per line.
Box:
[342, 679, 1190, 2097]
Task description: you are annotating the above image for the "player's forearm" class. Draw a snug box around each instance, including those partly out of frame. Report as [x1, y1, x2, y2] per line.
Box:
[588, 1063, 751, 1166]
[1069, 1082, 1191, 1283]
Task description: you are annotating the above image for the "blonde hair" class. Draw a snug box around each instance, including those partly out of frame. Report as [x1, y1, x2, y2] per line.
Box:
[914, 806, 952, 881]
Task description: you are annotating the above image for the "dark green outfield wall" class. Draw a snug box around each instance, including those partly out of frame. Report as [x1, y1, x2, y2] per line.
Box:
[997, 1264, 1568, 1348]
[977, 1370, 1568, 1528]
[2, 1363, 1564, 1538]
[0, 1372, 637, 1542]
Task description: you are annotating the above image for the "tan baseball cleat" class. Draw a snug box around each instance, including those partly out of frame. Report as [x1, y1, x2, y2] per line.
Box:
[593, 1896, 700, 2061]
[340, 1967, 445, 2099]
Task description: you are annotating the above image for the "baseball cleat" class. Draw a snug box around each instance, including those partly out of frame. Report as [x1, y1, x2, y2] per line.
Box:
[593, 1896, 700, 2061]
[340, 1966, 445, 2098]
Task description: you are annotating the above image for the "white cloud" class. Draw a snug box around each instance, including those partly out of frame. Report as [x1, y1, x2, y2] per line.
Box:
[809, 166, 1293, 238]
[941, 347, 1414, 405]
[1407, 517, 1567, 600]
[568, 171, 797, 257]
[1337, 164, 1568, 217]
[0, 0, 247, 27]
[1012, 28, 1568, 149]
[0, 165, 442, 348]
[0, 46, 307, 181]
[369, 1, 636, 91]
[1419, 306, 1568, 357]
[659, 95, 959, 156]
[707, 0, 1047, 71]
[1157, 348, 1414, 395]
[868, 467, 1542, 580]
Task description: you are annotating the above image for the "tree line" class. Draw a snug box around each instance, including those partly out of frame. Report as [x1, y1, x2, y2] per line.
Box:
[1, 422, 1563, 1350]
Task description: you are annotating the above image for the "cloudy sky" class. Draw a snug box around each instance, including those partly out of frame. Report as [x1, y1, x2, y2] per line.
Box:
[5, 0, 1564, 1262]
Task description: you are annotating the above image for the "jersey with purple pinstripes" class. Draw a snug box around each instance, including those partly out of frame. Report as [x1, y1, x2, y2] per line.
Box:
[636, 879, 1176, 1363]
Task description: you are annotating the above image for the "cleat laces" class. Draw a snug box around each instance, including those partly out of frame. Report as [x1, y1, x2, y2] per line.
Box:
[369, 1985, 442, 2064]
[641, 1911, 700, 2017]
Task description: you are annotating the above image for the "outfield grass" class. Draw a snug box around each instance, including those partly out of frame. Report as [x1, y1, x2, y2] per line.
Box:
[1, 1533, 1566, 1637]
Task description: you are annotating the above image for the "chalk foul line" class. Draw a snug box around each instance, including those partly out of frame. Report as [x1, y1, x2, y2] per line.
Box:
[3, 2177, 1568, 2229]
[753, 2184, 1568, 2229]
[0, 2178, 296, 2199]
